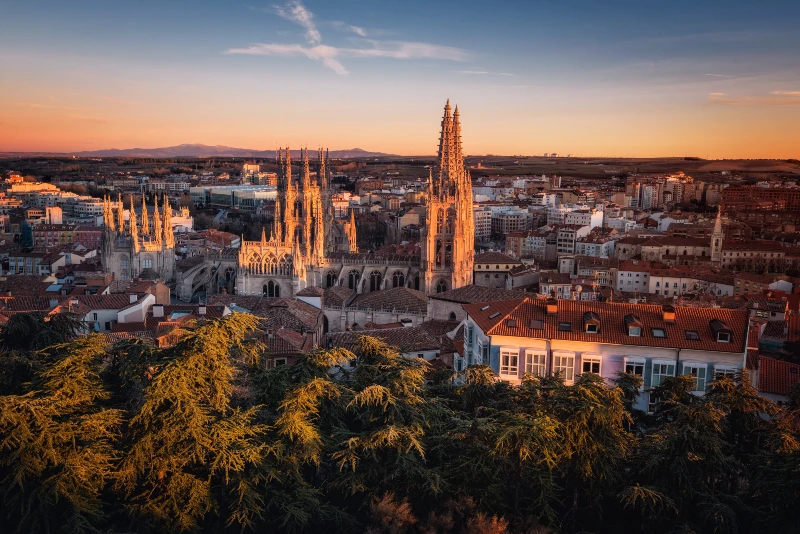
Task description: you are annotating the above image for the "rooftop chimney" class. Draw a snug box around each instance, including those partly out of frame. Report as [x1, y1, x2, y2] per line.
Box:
[546, 297, 558, 315]
[662, 304, 676, 323]
[129, 294, 138, 303]
[198, 305, 206, 315]
[153, 304, 164, 318]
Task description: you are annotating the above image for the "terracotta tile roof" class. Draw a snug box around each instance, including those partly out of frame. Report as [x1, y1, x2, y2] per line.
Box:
[175, 255, 206, 272]
[0, 296, 56, 312]
[761, 320, 786, 341]
[0, 275, 48, 296]
[207, 295, 318, 331]
[463, 297, 749, 353]
[758, 356, 800, 395]
[296, 286, 325, 297]
[73, 294, 135, 310]
[474, 251, 523, 264]
[324, 286, 356, 307]
[261, 327, 313, 355]
[360, 322, 405, 330]
[326, 326, 441, 353]
[350, 287, 428, 313]
[420, 320, 461, 336]
[430, 284, 529, 304]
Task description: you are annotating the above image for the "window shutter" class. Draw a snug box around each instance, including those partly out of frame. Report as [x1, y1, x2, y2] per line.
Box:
[643, 358, 653, 387]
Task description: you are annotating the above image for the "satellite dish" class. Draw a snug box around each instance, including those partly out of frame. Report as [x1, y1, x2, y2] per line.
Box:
[575, 285, 583, 292]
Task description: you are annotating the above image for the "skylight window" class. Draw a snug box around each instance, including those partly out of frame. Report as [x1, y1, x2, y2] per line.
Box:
[685, 330, 700, 341]
[530, 319, 543, 329]
[558, 322, 571, 332]
[480, 305, 491, 311]
[651, 328, 666, 338]
[506, 319, 517, 328]
[488, 312, 500, 319]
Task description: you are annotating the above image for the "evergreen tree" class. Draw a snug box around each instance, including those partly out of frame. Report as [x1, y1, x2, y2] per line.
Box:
[0, 335, 121, 533]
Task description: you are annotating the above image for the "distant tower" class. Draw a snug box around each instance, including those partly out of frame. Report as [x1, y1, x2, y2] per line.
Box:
[421, 100, 475, 293]
[711, 206, 724, 266]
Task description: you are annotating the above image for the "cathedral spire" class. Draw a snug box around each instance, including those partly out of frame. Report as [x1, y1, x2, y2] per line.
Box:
[116, 192, 125, 232]
[129, 196, 139, 252]
[274, 198, 283, 242]
[141, 195, 149, 236]
[348, 209, 358, 253]
[103, 195, 115, 232]
[302, 147, 311, 189]
[153, 194, 162, 246]
[162, 195, 174, 247]
[261, 226, 267, 244]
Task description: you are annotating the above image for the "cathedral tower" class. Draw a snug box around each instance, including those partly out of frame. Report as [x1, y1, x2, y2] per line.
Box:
[421, 100, 475, 293]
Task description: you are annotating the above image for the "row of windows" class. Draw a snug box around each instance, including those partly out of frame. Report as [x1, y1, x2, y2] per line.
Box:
[496, 348, 737, 391]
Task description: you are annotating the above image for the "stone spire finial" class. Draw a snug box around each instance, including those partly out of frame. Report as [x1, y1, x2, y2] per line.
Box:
[116, 192, 125, 232]
[130, 196, 139, 252]
[302, 147, 311, 189]
[153, 194, 162, 245]
[141, 194, 149, 236]
[162, 195, 174, 247]
[261, 226, 267, 244]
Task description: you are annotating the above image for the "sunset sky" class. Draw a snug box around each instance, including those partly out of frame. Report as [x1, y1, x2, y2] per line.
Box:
[1, 0, 799, 158]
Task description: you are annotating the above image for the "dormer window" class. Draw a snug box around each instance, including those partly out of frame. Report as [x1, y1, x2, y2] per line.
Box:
[709, 319, 733, 344]
[583, 311, 601, 334]
[624, 314, 642, 337]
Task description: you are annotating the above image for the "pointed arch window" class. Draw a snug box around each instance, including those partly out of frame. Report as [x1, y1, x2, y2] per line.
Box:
[326, 270, 338, 288]
[436, 279, 448, 294]
[392, 271, 405, 288]
[414, 274, 420, 291]
[348, 270, 360, 290]
[264, 280, 280, 298]
[437, 208, 445, 232]
[370, 270, 383, 292]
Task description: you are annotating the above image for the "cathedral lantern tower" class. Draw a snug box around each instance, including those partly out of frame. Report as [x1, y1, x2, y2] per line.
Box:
[421, 100, 475, 293]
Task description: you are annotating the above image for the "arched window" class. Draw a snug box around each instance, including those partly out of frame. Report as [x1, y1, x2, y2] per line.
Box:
[348, 270, 360, 290]
[142, 258, 153, 269]
[436, 279, 447, 294]
[414, 274, 420, 291]
[326, 270, 338, 288]
[445, 241, 453, 267]
[370, 270, 383, 292]
[264, 280, 280, 298]
[437, 208, 445, 232]
[225, 267, 235, 281]
[120, 255, 129, 269]
[446, 208, 455, 233]
[449, 312, 457, 321]
[435, 239, 443, 267]
[392, 271, 405, 288]
[279, 255, 291, 275]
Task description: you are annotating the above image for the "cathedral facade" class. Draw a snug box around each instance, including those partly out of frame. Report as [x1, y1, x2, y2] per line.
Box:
[102, 194, 177, 282]
[235, 100, 475, 298]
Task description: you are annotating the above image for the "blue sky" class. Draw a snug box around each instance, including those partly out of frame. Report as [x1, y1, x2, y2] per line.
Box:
[1, 0, 799, 157]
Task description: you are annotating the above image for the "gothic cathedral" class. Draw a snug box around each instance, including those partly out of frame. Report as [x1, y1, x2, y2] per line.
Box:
[234, 100, 475, 297]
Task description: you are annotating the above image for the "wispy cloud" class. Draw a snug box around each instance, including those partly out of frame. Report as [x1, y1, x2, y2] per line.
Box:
[701, 73, 736, 78]
[15, 102, 85, 110]
[708, 92, 800, 106]
[235, 0, 467, 74]
[226, 41, 469, 75]
[273, 0, 320, 45]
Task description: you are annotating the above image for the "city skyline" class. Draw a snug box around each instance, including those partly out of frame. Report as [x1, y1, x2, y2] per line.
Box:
[1, 0, 799, 158]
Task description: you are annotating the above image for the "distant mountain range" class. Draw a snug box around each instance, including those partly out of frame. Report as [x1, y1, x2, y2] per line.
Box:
[0, 144, 396, 159]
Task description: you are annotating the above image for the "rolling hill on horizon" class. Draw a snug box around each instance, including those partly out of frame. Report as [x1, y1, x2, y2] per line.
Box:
[0, 144, 396, 159]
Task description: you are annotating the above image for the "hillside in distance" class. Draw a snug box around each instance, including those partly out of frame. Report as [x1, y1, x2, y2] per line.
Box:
[68, 144, 394, 159]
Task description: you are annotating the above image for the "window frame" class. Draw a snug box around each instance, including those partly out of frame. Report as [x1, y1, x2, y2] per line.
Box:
[581, 354, 602, 375]
[524, 350, 546, 378]
[682, 362, 708, 392]
[624, 356, 645, 377]
[553, 351, 575, 384]
[499, 347, 520, 377]
[714, 364, 738, 380]
[651, 359, 676, 387]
